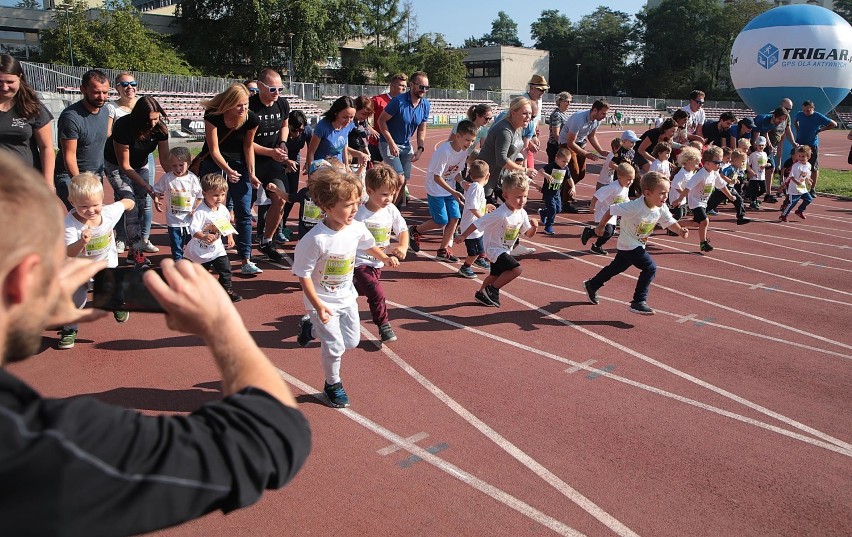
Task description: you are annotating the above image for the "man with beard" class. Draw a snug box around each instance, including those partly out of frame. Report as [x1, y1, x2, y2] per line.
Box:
[0, 154, 312, 535]
[54, 70, 111, 210]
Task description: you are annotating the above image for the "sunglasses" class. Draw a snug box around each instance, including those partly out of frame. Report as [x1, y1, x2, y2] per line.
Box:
[260, 81, 285, 93]
[118, 81, 137, 88]
[417, 84, 430, 91]
[710, 160, 723, 165]
[248, 87, 259, 94]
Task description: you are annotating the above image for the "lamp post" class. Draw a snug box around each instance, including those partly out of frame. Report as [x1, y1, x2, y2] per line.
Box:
[575, 63, 580, 95]
[287, 32, 294, 86]
[63, 6, 74, 67]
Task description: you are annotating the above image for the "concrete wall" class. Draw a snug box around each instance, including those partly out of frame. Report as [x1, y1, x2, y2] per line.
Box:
[461, 45, 549, 95]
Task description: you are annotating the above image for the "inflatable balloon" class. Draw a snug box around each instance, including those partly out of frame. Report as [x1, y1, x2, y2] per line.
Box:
[730, 5, 852, 115]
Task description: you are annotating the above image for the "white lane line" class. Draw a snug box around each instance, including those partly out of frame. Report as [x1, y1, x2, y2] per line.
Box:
[277, 369, 589, 537]
[658, 241, 852, 274]
[714, 231, 852, 264]
[528, 239, 852, 351]
[717, 228, 852, 250]
[377, 432, 429, 456]
[385, 298, 852, 456]
[805, 213, 852, 224]
[566, 359, 598, 373]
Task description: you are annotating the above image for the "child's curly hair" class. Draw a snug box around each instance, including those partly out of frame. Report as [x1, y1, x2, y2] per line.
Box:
[308, 168, 362, 210]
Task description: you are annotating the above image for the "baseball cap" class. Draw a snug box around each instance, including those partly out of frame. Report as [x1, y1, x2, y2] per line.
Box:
[309, 159, 331, 175]
[755, 136, 767, 145]
[740, 117, 756, 129]
[620, 130, 640, 142]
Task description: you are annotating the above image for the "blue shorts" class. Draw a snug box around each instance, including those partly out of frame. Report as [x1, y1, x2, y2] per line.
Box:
[464, 237, 484, 257]
[427, 194, 461, 225]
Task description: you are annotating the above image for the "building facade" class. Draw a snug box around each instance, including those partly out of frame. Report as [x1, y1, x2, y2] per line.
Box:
[461, 46, 549, 95]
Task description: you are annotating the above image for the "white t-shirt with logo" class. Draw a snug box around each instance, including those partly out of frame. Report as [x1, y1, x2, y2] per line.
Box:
[609, 197, 676, 251]
[593, 181, 629, 225]
[596, 152, 615, 185]
[153, 171, 203, 228]
[669, 168, 694, 206]
[649, 158, 672, 179]
[64, 202, 125, 268]
[681, 105, 706, 135]
[425, 142, 467, 197]
[354, 203, 407, 269]
[685, 167, 727, 209]
[748, 151, 768, 181]
[184, 202, 236, 263]
[787, 161, 812, 195]
[473, 203, 532, 262]
[292, 220, 376, 310]
[460, 181, 487, 240]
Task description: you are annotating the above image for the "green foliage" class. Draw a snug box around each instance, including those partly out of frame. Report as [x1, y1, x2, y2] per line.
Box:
[361, 0, 408, 48]
[483, 11, 522, 47]
[834, 0, 852, 26]
[39, 0, 196, 74]
[462, 36, 487, 48]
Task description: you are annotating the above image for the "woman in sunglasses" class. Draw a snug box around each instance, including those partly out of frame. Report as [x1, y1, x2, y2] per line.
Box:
[108, 72, 139, 130]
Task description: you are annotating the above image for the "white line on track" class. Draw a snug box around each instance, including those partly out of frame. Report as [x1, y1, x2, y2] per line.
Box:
[712, 230, 852, 264]
[276, 369, 590, 537]
[716, 228, 852, 250]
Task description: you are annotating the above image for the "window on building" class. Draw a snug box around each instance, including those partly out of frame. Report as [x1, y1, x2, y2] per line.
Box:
[465, 60, 500, 78]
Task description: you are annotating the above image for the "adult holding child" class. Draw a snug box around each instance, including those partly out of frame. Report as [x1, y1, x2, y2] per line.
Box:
[0, 54, 54, 186]
[199, 83, 262, 275]
[480, 96, 538, 203]
[558, 99, 609, 212]
[634, 118, 678, 172]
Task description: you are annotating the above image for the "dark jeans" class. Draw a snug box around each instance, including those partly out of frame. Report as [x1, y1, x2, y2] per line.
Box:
[595, 223, 615, 248]
[167, 226, 191, 261]
[707, 188, 745, 220]
[202, 255, 233, 291]
[746, 180, 766, 201]
[588, 246, 657, 304]
[105, 163, 148, 249]
[281, 164, 301, 225]
[541, 189, 561, 226]
[782, 192, 813, 216]
[353, 265, 388, 326]
[201, 159, 252, 260]
[546, 141, 559, 166]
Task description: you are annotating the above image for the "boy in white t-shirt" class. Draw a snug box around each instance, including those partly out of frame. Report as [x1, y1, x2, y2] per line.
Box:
[674, 146, 745, 253]
[353, 164, 409, 343]
[184, 174, 242, 303]
[59, 172, 136, 349]
[292, 169, 400, 408]
[583, 172, 688, 315]
[581, 163, 634, 255]
[746, 136, 770, 209]
[458, 160, 494, 278]
[408, 120, 476, 262]
[667, 146, 701, 224]
[458, 171, 539, 307]
[589, 138, 621, 214]
[648, 142, 673, 179]
[780, 145, 814, 221]
[153, 146, 202, 261]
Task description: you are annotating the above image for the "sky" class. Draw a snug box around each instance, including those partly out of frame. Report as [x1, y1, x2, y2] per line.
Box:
[412, 0, 648, 48]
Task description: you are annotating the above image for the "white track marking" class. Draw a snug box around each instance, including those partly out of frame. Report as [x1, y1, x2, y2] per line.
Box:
[713, 231, 852, 263]
[716, 228, 852, 250]
[277, 370, 590, 537]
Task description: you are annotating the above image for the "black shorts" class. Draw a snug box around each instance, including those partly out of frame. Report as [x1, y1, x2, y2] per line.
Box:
[464, 237, 484, 257]
[490, 252, 520, 277]
[692, 206, 708, 223]
[257, 159, 287, 195]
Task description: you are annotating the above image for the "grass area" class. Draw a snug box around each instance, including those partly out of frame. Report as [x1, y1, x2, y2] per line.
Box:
[816, 168, 852, 199]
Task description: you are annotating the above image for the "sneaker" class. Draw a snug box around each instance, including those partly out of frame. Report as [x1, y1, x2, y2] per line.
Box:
[581, 226, 594, 245]
[259, 241, 284, 262]
[324, 381, 350, 408]
[564, 204, 580, 214]
[115, 240, 126, 254]
[57, 328, 77, 350]
[436, 247, 459, 263]
[127, 248, 150, 267]
[779, 201, 789, 213]
[543, 226, 555, 236]
[241, 261, 263, 275]
[408, 225, 422, 252]
[273, 228, 291, 244]
[764, 194, 778, 203]
[809, 190, 817, 198]
[736, 217, 751, 225]
[474, 288, 497, 307]
[590, 244, 608, 256]
[379, 323, 397, 342]
[457, 265, 477, 278]
[754, 200, 762, 209]
[700, 241, 714, 252]
[227, 290, 243, 303]
[779, 214, 788, 222]
[707, 209, 719, 216]
[113, 310, 130, 323]
[473, 257, 490, 270]
[510, 244, 535, 256]
[583, 280, 599, 305]
[140, 239, 159, 253]
[629, 301, 655, 315]
[485, 285, 501, 307]
[297, 315, 314, 347]
[795, 210, 806, 220]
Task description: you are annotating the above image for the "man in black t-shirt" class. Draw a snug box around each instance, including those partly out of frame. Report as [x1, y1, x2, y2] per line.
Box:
[699, 111, 736, 148]
[250, 68, 291, 261]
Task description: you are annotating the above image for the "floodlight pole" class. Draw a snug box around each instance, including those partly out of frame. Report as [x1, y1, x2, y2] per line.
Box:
[576, 63, 581, 95]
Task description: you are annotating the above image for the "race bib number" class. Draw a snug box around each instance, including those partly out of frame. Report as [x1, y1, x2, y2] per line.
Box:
[502, 224, 521, 247]
[320, 253, 354, 292]
[636, 221, 655, 242]
[210, 215, 237, 236]
[85, 227, 111, 257]
[303, 200, 322, 224]
[170, 190, 192, 213]
[549, 169, 565, 188]
[796, 179, 807, 193]
[757, 155, 767, 167]
[366, 221, 391, 246]
[612, 196, 626, 204]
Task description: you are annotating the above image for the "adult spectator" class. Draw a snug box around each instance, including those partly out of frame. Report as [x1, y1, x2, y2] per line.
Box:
[377, 71, 431, 206]
[305, 96, 359, 167]
[369, 73, 407, 162]
[793, 100, 836, 194]
[547, 92, 572, 166]
[524, 74, 549, 168]
[681, 89, 706, 142]
[54, 69, 111, 209]
[480, 96, 537, 201]
[349, 95, 377, 167]
[103, 96, 170, 266]
[107, 71, 138, 130]
[752, 102, 794, 203]
[447, 103, 492, 153]
[634, 118, 678, 172]
[0, 153, 311, 535]
[614, 110, 624, 129]
[200, 83, 262, 275]
[244, 79, 259, 96]
[558, 99, 609, 212]
[728, 117, 755, 149]
[0, 54, 54, 187]
[699, 111, 736, 148]
[249, 68, 290, 263]
[669, 109, 690, 150]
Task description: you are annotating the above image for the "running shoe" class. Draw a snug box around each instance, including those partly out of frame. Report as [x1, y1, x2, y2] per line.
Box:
[140, 239, 159, 253]
[408, 225, 422, 252]
[324, 381, 350, 408]
[736, 217, 751, 225]
[379, 323, 397, 343]
[707, 209, 719, 216]
[241, 261, 263, 275]
[115, 240, 126, 254]
[473, 257, 490, 270]
[474, 289, 497, 307]
[113, 310, 130, 323]
[629, 301, 655, 315]
[510, 244, 535, 256]
[779, 214, 788, 222]
[700, 241, 714, 252]
[297, 315, 314, 347]
[436, 247, 458, 263]
[590, 244, 608, 256]
[581, 226, 594, 245]
[795, 210, 806, 220]
[58, 328, 77, 350]
[583, 280, 599, 305]
[457, 265, 476, 279]
[542, 226, 556, 236]
[259, 241, 284, 262]
[227, 290, 243, 303]
[485, 285, 501, 307]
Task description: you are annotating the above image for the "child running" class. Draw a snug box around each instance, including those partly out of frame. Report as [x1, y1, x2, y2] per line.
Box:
[590, 138, 621, 214]
[458, 171, 538, 307]
[746, 136, 769, 209]
[780, 145, 815, 221]
[353, 164, 409, 343]
[648, 142, 673, 179]
[667, 146, 700, 225]
[153, 146, 203, 261]
[408, 120, 477, 261]
[458, 160, 493, 278]
[292, 168, 400, 408]
[581, 163, 634, 255]
[583, 172, 689, 315]
[537, 147, 573, 236]
[59, 172, 136, 349]
[184, 173, 243, 302]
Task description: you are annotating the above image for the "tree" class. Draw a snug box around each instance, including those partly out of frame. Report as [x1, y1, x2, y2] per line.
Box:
[483, 11, 522, 47]
[834, 0, 852, 26]
[399, 0, 418, 45]
[572, 7, 634, 96]
[409, 33, 468, 89]
[462, 36, 487, 48]
[530, 9, 577, 93]
[361, 0, 408, 49]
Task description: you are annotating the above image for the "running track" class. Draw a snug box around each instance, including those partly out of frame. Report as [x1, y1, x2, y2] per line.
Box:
[9, 128, 852, 536]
